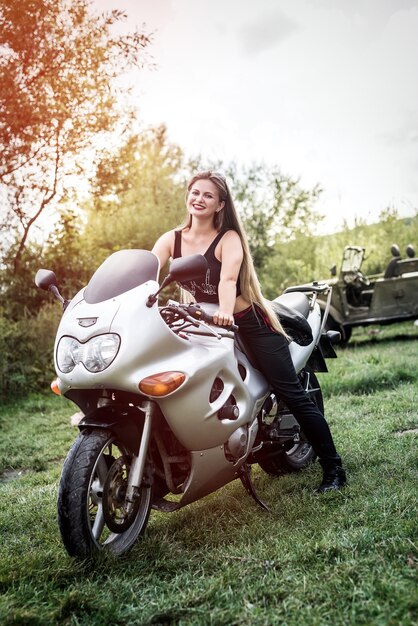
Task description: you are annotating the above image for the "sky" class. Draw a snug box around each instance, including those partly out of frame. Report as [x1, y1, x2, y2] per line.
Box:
[95, 0, 418, 233]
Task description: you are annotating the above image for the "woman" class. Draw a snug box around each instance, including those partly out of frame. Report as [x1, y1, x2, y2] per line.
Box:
[152, 170, 346, 493]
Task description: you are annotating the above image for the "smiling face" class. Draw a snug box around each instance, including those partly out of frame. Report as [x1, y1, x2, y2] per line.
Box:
[186, 179, 225, 223]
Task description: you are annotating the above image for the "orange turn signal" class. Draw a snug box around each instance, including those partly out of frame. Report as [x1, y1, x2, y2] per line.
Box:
[51, 378, 61, 396]
[138, 371, 186, 397]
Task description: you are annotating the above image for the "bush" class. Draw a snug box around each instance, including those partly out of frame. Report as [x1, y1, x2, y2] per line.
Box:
[0, 304, 60, 400]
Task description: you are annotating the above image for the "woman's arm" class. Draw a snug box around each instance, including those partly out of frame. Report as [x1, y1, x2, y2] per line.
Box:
[214, 230, 243, 326]
[151, 230, 175, 270]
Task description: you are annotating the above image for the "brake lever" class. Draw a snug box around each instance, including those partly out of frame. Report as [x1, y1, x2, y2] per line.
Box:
[194, 319, 222, 339]
[184, 314, 200, 328]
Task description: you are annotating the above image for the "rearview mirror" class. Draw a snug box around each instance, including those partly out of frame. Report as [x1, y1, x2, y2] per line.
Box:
[147, 254, 208, 307]
[35, 269, 58, 291]
[169, 254, 208, 282]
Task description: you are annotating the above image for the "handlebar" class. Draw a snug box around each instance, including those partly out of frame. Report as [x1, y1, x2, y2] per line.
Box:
[161, 302, 239, 333]
[284, 281, 330, 295]
[185, 303, 239, 332]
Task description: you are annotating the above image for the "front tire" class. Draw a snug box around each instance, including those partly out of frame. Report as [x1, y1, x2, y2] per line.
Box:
[58, 429, 152, 558]
[258, 369, 322, 476]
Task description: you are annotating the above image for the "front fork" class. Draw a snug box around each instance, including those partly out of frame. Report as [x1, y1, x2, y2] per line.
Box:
[126, 400, 155, 508]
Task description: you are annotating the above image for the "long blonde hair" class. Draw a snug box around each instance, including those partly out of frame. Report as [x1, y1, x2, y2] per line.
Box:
[184, 171, 287, 337]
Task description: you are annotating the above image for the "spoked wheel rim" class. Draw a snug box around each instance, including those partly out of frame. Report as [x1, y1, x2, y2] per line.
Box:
[87, 438, 152, 554]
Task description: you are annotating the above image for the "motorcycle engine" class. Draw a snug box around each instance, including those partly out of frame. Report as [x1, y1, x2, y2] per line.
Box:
[226, 427, 248, 460]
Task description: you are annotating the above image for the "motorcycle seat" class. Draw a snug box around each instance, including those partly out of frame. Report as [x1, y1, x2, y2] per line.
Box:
[234, 292, 313, 359]
[270, 293, 313, 346]
[272, 292, 310, 318]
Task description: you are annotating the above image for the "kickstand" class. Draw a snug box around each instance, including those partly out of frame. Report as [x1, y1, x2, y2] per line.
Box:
[239, 464, 270, 512]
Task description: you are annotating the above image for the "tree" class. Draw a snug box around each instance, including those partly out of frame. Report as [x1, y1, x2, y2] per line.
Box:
[0, 0, 152, 273]
[226, 163, 323, 275]
[83, 125, 187, 262]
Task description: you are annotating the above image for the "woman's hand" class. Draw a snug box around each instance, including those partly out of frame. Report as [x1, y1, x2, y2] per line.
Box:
[213, 310, 235, 327]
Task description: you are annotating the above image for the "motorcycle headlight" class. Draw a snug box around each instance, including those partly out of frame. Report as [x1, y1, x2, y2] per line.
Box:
[83, 334, 121, 372]
[56, 334, 120, 373]
[56, 336, 81, 373]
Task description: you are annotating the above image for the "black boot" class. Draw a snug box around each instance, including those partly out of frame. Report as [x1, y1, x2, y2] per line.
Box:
[315, 460, 347, 493]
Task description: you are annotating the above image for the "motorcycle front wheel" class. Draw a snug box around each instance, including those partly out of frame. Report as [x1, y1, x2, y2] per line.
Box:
[58, 429, 152, 558]
[258, 368, 322, 476]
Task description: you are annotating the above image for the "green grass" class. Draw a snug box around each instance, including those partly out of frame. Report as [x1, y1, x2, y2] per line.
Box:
[1, 322, 418, 625]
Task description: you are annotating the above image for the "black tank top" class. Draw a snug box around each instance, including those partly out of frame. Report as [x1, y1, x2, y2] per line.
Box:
[173, 230, 241, 303]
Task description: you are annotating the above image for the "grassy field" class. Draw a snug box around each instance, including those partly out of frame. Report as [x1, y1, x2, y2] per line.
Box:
[1, 322, 417, 625]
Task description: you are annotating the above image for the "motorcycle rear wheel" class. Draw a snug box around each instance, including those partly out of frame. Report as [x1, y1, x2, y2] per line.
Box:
[58, 428, 152, 558]
[258, 369, 322, 476]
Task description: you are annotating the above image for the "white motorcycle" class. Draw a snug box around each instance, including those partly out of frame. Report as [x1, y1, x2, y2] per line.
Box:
[35, 249, 339, 558]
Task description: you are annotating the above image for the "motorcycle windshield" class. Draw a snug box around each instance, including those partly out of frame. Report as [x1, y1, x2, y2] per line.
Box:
[84, 250, 159, 304]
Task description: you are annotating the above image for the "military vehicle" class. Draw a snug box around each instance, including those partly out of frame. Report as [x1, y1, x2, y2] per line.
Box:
[316, 244, 418, 344]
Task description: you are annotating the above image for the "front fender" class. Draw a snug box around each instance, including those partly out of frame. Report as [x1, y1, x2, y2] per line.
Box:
[78, 405, 146, 455]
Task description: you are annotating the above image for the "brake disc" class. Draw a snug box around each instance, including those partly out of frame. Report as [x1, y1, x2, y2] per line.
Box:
[102, 456, 140, 533]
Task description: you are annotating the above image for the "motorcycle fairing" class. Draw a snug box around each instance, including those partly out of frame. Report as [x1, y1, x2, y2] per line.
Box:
[157, 332, 269, 450]
[55, 280, 267, 451]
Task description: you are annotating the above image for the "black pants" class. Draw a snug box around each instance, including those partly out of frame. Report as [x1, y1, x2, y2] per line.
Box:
[236, 306, 342, 469]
